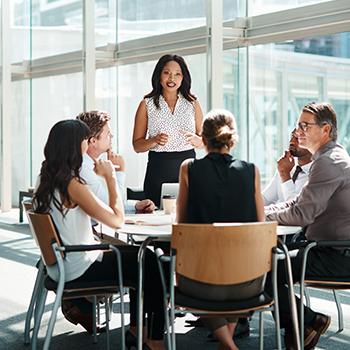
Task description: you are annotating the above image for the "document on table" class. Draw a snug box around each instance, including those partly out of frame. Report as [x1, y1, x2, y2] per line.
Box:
[124, 219, 170, 226]
[124, 213, 172, 226]
[119, 212, 173, 237]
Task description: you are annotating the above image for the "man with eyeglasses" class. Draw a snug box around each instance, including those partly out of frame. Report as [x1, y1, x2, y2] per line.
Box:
[265, 101, 350, 350]
[262, 129, 312, 205]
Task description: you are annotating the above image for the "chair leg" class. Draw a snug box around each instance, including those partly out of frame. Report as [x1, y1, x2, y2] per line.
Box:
[333, 290, 343, 332]
[42, 291, 64, 350]
[259, 312, 264, 350]
[93, 296, 97, 344]
[97, 301, 101, 325]
[105, 295, 110, 350]
[305, 287, 310, 307]
[24, 260, 45, 344]
[108, 294, 113, 321]
[164, 305, 172, 350]
[31, 288, 48, 350]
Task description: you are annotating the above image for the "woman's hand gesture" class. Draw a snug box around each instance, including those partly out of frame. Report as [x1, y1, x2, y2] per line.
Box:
[154, 133, 170, 146]
[179, 130, 204, 149]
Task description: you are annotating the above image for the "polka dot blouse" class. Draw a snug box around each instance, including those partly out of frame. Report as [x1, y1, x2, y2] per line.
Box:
[145, 92, 196, 153]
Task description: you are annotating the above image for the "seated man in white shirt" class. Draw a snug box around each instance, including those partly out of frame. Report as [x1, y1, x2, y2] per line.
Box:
[262, 128, 312, 205]
[76, 110, 155, 221]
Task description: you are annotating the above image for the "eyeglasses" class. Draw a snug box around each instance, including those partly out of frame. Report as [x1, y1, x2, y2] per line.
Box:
[295, 122, 320, 132]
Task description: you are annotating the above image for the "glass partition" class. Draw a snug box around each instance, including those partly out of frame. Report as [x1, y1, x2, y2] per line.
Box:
[95, 0, 117, 46]
[31, 0, 83, 59]
[117, 0, 206, 43]
[223, 48, 248, 161]
[11, 0, 31, 63]
[248, 0, 334, 16]
[95, 66, 117, 150]
[11, 80, 31, 203]
[246, 32, 350, 188]
[223, 0, 245, 21]
[31, 73, 83, 182]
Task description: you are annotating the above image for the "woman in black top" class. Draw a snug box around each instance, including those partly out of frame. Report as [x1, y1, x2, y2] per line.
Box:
[176, 109, 265, 350]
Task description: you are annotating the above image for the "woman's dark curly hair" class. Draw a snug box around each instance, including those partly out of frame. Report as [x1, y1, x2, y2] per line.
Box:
[33, 119, 90, 216]
[144, 54, 197, 108]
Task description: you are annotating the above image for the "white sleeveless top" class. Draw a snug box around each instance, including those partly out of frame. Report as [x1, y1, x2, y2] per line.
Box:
[46, 191, 101, 282]
[145, 92, 196, 153]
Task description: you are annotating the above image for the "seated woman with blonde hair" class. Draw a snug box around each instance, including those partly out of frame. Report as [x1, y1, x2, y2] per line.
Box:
[176, 109, 265, 350]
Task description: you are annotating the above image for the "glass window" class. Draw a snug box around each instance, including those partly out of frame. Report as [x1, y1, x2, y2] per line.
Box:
[117, 60, 154, 189]
[11, 80, 31, 204]
[223, 0, 245, 21]
[245, 32, 350, 187]
[96, 0, 117, 46]
[248, 58, 282, 184]
[31, 73, 83, 181]
[95, 66, 117, 150]
[223, 48, 248, 160]
[11, 0, 31, 63]
[117, 0, 206, 42]
[248, 0, 334, 16]
[31, 0, 83, 59]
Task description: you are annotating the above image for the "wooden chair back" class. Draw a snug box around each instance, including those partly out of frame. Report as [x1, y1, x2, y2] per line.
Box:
[171, 221, 278, 285]
[27, 210, 64, 266]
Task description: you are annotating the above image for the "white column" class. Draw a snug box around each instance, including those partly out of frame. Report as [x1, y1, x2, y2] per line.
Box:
[83, 0, 95, 111]
[1, 0, 12, 211]
[206, 0, 223, 110]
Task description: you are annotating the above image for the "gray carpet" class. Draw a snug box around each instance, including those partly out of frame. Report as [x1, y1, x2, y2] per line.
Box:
[1, 209, 350, 349]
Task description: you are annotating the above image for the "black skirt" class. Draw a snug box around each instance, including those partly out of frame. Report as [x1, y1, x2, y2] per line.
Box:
[143, 149, 195, 207]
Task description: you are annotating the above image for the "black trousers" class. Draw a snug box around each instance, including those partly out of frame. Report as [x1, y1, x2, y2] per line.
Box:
[144, 149, 195, 207]
[265, 245, 350, 331]
[73, 245, 165, 340]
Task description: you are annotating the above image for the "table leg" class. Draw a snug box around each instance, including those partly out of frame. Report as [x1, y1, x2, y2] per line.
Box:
[137, 236, 157, 350]
[278, 238, 301, 350]
[19, 193, 24, 223]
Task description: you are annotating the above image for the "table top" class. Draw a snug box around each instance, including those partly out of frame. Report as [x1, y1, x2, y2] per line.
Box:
[119, 212, 172, 237]
[118, 212, 301, 237]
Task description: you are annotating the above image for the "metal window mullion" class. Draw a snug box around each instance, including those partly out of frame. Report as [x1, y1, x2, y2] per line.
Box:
[83, 0, 95, 111]
[206, 0, 223, 111]
[1, 0, 12, 211]
[282, 69, 288, 154]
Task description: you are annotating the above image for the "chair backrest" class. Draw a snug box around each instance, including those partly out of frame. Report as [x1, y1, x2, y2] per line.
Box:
[160, 183, 179, 209]
[22, 199, 33, 213]
[171, 221, 278, 285]
[27, 210, 64, 267]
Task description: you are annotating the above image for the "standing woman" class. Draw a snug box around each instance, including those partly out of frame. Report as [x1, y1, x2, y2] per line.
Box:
[176, 109, 265, 350]
[133, 54, 203, 207]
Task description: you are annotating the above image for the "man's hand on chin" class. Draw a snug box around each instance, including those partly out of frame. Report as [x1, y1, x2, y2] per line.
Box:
[277, 150, 295, 183]
[135, 199, 155, 213]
